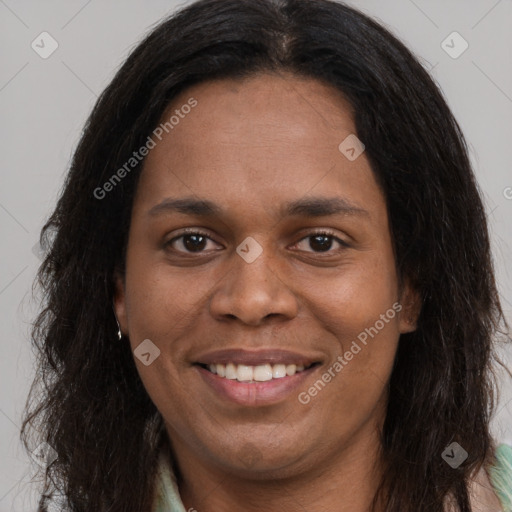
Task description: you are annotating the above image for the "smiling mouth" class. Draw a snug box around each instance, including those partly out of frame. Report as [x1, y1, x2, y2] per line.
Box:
[197, 362, 320, 383]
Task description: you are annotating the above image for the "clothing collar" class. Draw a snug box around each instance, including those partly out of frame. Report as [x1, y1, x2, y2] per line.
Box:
[152, 450, 187, 512]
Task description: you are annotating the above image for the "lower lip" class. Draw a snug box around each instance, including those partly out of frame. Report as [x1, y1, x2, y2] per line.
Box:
[195, 365, 320, 406]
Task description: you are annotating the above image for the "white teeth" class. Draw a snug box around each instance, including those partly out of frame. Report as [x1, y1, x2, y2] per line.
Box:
[272, 364, 287, 378]
[205, 362, 309, 381]
[286, 364, 297, 376]
[225, 363, 238, 380]
[253, 364, 273, 381]
[237, 365, 254, 382]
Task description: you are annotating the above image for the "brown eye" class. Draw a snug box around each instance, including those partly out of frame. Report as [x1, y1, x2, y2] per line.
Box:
[180, 233, 208, 252]
[308, 234, 336, 252]
[293, 231, 349, 254]
[166, 230, 220, 254]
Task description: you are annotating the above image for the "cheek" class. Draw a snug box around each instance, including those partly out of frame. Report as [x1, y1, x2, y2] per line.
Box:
[124, 258, 214, 340]
[296, 252, 401, 390]
[133, 358, 204, 451]
[303, 305, 400, 436]
[298, 253, 399, 339]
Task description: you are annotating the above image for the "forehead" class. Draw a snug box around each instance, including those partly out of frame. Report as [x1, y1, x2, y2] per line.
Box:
[132, 72, 384, 222]
[160, 72, 357, 150]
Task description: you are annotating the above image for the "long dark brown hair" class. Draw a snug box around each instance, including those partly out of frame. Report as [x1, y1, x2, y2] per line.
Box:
[21, 0, 510, 510]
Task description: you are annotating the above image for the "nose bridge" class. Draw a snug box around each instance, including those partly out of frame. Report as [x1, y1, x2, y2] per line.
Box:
[209, 238, 298, 325]
[233, 242, 279, 294]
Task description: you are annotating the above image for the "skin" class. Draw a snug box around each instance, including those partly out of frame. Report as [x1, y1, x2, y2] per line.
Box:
[114, 71, 422, 512]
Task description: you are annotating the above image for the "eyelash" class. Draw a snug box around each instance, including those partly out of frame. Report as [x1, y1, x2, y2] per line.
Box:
[165, 228, 349, 255]
[294, 229, 350, 253]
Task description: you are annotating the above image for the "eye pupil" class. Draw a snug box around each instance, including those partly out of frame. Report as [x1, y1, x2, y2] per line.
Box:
[184, 234, 207, 252]
[310, 235, 333, 252]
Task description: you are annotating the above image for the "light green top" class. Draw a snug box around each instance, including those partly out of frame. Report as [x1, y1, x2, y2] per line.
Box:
[489, 443, 512, 511]
[153, 444, 512, 511]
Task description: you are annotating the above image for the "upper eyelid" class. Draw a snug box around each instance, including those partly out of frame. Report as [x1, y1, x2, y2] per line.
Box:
[166, 229, 219, 246]
[292, 232, 350, 250]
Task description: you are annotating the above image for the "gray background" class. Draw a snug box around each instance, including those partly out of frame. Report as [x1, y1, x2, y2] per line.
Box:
[1, 0, 511, 510]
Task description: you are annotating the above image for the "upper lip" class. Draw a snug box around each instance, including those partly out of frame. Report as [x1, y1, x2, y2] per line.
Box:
[195, 348, 323, 367]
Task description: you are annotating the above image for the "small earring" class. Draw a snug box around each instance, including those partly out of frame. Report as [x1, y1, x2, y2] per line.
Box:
[112, 306, 123, 341]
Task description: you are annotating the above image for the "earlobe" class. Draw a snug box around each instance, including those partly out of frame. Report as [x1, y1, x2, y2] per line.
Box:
[398, 282, 422, 334]
[113, 270, 128, 336]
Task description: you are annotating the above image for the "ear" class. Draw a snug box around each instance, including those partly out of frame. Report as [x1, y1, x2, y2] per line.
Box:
[113, 268, 128, 336]
[398, 280, 422, 334]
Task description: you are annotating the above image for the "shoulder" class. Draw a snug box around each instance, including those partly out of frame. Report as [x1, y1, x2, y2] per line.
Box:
[441, 443, 511, 512]
[487, 443, 512, 512]
[462, 443, 512, 512]
[467, 463, 505, 511]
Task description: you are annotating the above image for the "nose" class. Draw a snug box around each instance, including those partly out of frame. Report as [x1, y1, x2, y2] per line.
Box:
[209, 244, 299, 326]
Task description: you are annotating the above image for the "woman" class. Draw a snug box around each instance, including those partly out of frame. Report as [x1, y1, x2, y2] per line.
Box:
[21, 0, 512, 510]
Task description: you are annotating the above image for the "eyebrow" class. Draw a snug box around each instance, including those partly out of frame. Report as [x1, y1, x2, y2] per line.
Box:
[283, 197, 369, 218]
[147, 196, 369, 219]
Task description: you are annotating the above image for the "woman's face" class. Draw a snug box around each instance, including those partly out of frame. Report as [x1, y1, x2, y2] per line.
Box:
[115, 72, 418, 477]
